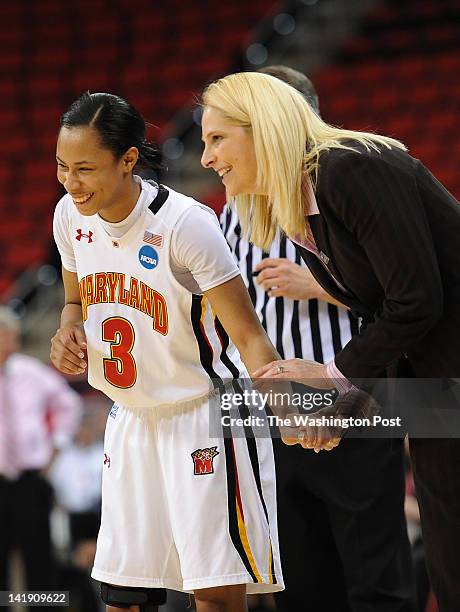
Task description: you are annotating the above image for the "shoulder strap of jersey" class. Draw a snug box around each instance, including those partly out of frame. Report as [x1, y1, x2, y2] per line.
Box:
[148, 185, 169, 214]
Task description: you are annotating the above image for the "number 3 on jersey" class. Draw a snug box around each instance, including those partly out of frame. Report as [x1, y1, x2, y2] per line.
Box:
[102, 317, 137, 388]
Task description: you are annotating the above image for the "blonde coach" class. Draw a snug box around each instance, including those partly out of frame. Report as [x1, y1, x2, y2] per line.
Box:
[200, 71, 460, 611]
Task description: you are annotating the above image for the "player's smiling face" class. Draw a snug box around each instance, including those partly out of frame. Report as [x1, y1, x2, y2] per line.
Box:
[56, 125, 138, 222]
[200, 106, 262, 197]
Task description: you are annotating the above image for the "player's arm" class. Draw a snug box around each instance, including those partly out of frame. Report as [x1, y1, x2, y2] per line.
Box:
[50, 267, 87, 375]
[205, 276, 305, 445]
[175, 207, 280, 377]
[203, 275, 304, 430]
[179, 206, 294, 427]
[204, 275, 280, 377]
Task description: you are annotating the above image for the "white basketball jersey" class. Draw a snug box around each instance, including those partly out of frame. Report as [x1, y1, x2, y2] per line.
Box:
[54, 184, 247, 408]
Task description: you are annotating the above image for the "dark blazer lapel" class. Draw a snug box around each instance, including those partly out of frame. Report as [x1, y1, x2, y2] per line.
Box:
[308, 215, 344, 285]
[307, 215, 378, 319]
[296, 246, 355, 310]
[297, 216, 371, 315]
[299, 246, 375, 319]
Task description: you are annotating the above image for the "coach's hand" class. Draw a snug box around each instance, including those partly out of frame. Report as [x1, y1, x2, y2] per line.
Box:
[253, 358, 335, 390]
[51, 324, 87, 375]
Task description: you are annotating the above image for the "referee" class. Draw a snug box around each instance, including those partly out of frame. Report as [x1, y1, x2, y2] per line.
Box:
[220, 66, 416, 612]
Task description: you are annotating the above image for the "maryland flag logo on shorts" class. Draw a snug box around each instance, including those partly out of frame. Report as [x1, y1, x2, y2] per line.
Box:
[191, 447, 219, 475]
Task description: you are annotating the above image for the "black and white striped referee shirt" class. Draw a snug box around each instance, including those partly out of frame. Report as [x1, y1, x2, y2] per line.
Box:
[221, 205, 359, 363]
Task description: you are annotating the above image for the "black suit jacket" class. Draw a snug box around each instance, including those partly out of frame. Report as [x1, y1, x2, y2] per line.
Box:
[295, 144, 460, 379]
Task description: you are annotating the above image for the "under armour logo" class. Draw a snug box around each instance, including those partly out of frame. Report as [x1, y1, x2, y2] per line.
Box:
[76, 229, 94, 243]
[103, 453, 111, 468]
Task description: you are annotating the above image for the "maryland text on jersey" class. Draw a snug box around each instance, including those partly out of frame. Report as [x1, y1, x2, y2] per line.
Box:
[79, 271, 168, 335]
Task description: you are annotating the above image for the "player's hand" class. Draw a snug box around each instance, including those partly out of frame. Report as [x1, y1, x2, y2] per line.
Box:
[297, 423, 342, 453]
[51, 323, 87, 375]
[254, 258, 323, 300]
[280, 412, 342, 453]
[290, 387, 381, 453]
[278, 416, 301, 447]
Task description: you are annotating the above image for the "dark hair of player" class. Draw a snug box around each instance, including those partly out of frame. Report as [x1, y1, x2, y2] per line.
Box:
[60, 92, 163, 171]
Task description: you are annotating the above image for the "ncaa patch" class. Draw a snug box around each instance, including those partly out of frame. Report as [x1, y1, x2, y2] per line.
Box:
[138, 245, 159, 270]
[109, 404, 119, 419]
[191, 446, 219, 475]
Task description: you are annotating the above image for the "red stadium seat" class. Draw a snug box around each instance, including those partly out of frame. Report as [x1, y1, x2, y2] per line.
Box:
[317, 0, 460, 201]
[2, 0, 457, 296]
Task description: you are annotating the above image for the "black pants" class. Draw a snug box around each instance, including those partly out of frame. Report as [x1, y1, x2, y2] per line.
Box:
[409, 438, 460, 612]
[0, 470, 55, 592]
[273, 437, 416, 612]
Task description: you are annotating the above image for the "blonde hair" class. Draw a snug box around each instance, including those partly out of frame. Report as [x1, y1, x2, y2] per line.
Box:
[202, 72, 406, 250]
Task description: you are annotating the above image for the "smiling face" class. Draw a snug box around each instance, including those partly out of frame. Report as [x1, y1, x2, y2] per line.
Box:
[200, 106, 262, 197]
[56, 125, 139, 222]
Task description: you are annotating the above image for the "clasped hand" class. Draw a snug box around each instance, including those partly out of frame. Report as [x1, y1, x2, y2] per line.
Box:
[253, 358, 342, 453]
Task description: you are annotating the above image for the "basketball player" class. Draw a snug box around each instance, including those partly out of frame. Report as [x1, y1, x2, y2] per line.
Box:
[50, 93, 294, 612]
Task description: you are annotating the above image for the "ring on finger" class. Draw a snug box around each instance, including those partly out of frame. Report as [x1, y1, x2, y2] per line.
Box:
[276, 365, 285, 374]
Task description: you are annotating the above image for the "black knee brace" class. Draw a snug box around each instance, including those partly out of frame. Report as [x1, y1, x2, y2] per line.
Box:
[100, 583, 167, 611]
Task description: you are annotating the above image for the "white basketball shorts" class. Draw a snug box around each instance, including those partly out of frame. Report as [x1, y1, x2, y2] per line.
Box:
[91, 397, 284, 593]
